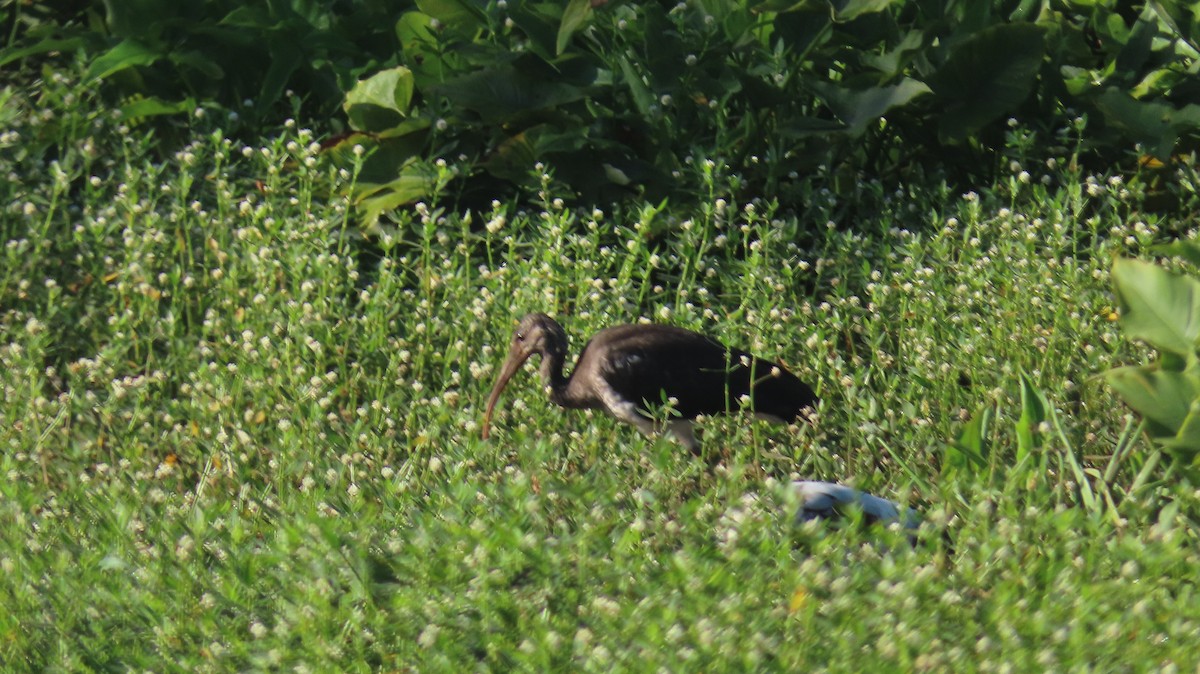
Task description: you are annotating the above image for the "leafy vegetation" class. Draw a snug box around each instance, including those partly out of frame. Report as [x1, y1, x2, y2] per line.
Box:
[5, 1, 1200, 212]
[3, 1, 1200, 670]
[4, 53, 1200, 669]
[1105, 240, 1200, 463]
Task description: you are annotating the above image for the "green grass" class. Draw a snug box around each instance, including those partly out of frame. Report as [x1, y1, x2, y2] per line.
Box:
[2, 75, 1200, 672]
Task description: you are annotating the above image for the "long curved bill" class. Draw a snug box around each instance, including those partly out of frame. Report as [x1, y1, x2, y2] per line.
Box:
[481, 347, 533, 439]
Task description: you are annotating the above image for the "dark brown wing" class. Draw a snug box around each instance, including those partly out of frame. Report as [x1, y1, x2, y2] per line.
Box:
[589, 324, 817, 421]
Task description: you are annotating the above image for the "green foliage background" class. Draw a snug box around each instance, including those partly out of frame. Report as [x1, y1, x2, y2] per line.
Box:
[4, 0, 1200, 671]
[5, 0, 1200, 212]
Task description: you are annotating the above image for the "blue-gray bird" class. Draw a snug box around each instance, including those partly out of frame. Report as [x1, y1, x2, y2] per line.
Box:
[792, 481, 921, 531]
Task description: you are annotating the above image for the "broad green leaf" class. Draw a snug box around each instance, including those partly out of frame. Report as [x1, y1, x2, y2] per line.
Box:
[927, 23, 1045, 140]
[617, 56, 655, 117]
[355, 163, 439, 229]
[484, 130, 540, 183]
[506, 2, 561, 61]
[482, 124, 589, 183]
[1114, 4, 1159, 77]
[1104, 13, 1131, 45]
[1007, 0, 1043, 21]
[360, 126, 432, 185]
[750, 0, 807, 12]
[557, 0, 593, 55]
[84, 39, 162, 82]
[396, 11, 465, 88]
[416, 0, 483, 34]
[860, 29, 925, 77]
[325, 123, 430, 187]
[776, 117, 847, 138]
[830, 0, 899, 21]
[1103, 365, 1198, 436]
[1112, 257, 1200, 358]
[1131, 68, 1184, 100]
[813, 78, 931, 136]
[219, 5, 274, 28]
[430, 66, 584, 123]
[1153, 239, 1200, 269]
[1060, 65, 1102, 96]
[167, 50, 225, 81]
[1093, 89, 1200, 159]
[752, 0, 896, 19]
[0, 37, 87, 68]
[258, 34, 303, 111]
[1150, 1, 1200, 59]
[344, 67, 416, 132]
[1158, 406, 1200, 458]
[119, 95, 197, 121]
[101, 0, 177, 37]
[1015, 374, 1048, 465]
[377, 118, 433, 140]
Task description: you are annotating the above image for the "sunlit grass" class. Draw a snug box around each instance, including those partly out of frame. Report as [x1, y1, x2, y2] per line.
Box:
[2, 73, 1199, 671]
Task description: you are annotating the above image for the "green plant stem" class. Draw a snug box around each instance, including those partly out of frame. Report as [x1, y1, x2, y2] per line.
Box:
[1128, 448, 1164, 498]
[1103, 417, 1142, 485]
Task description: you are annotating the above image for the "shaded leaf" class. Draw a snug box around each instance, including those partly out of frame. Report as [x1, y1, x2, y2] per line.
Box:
[167, 50, 225, 80]
[776, 117, 847, 138]
[1093, 89, 1200, 159]
[119, 95, 197, 121]
[430, 66, 584, 123]
[945, 403, 992, 477]
[1103, 365, 1199, 438]
[484, 124, 589, 183]
[751, 0, 896, 20]
[356, 163, 439, 229]
[1158, 407, 1200, 458]
[218, 5, 275, 28]
[830, 0, 900, 21]
[813, 78, 931, 135]
[258, 34, 303, 112]
[1153, 239, 1200, 269]
[0, 37, 88, 68]
[557, 0, 593, 55]
[1113, 4, 1158, 78]
[927, 23, 1045, 140]
[617, 56, 655, 117]
[84, 39, 162, 82]
[416, 0, 484, 34]
[860, 29, 925, 77]
[1015, 374, 1048, 464]
[344, 67, 416, 132]
[750, 0, 808, 12]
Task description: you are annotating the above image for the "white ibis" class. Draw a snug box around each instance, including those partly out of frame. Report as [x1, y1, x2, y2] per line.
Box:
[481, 313, 818, 452]
[792, 481, 921, 532]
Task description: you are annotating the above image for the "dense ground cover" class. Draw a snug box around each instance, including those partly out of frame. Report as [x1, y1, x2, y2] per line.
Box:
[3, 68, 1200, 671]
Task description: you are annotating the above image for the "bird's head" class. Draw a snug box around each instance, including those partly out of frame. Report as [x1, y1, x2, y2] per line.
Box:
[482, 313, 567, 439]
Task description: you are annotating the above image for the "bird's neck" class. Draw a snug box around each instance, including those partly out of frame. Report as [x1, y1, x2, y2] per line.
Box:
[539, 350, 574, 406]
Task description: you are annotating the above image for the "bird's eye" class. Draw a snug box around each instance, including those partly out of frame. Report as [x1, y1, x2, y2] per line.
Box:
[515, 332, 525, 342]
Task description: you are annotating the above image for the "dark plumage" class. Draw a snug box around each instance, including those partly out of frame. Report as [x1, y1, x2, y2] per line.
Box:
[481, 313, 818, 452]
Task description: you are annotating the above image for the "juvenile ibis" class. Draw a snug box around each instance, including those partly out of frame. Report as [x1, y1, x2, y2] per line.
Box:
[481, 313, 818, 452]
[792, 481, 921, 532]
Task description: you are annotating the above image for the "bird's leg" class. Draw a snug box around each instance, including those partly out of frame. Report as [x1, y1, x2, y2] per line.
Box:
[667, 420, 700, 454]
[621, 413, 661, 441]
[625, 415, 703, 457]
